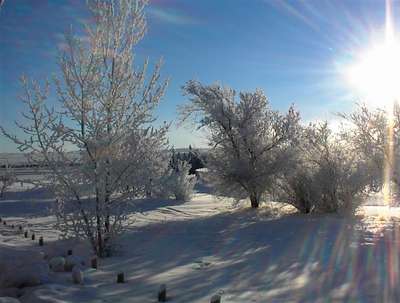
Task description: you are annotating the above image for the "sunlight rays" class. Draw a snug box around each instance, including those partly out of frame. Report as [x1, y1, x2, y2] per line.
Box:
[345, 1, 400, 108]
[383, 109, 394, 206]
[383, 0, 396, 207]
[345, 0, 398, 206]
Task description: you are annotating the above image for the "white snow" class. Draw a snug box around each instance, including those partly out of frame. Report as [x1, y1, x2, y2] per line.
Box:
[71, 266, 84, 285]
[49, 257, 66, 272]
[0, 245, 49, 288]
[1, 181, 400, 302]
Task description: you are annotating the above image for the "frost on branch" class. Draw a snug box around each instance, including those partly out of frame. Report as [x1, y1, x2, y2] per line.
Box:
[341, 103, 400, 203]
[277, 122, 370, 214]
[156, 158, 196, 202]
[0, 0, 168, 257]
[180, 80, 300, 208]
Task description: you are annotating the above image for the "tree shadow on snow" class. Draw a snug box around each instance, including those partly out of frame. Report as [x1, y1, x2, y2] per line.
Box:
[5, 188, 399, 302]
[0, 187, 55, 217]
[129, 197, 187, 214]
[68, 209, 400, 302]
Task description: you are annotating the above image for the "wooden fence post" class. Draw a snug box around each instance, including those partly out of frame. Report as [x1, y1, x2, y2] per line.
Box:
[158, 284, 167, 302]
[210, 295, 221, 303]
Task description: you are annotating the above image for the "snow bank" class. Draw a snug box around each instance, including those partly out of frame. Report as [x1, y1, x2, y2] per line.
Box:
[42, 239, 92, 265]
[19, 284, 71, 303]
[0, 246, 49, 288]
[65, 255, 85, 272]
[0, 298, 20, 303]
[48, 257, 65, 272]
[71, 266, 83, 284]
[0, 289, 20, 299]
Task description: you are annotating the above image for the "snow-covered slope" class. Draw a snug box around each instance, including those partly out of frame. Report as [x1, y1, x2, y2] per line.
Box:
[1, 184, 400, 302]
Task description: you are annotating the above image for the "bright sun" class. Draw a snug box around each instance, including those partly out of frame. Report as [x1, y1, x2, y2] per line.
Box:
[345, 1, 399, 206]
[346, 1, 400, 107]
[346, 39, 400, 107]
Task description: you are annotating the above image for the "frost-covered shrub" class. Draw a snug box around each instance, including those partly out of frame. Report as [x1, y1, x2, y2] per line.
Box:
[278, 168, 317, 214]
[72, 266, 84, 284]
[65, 255, 85, 271]
[341, 103, 400, 202]
[49, 257, 65, 272]
[277, 122, 370, 214]
[157, 160, 196, 201]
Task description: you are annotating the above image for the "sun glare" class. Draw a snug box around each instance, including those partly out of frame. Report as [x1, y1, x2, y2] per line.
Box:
[345, 1, 400, 107]
[346, 39, 400, 107]
[346, 36, 400, 206]
[344, 1, 399, 207]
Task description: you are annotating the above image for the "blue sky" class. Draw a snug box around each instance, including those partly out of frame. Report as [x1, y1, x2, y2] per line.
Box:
[0, 0, 396, 152]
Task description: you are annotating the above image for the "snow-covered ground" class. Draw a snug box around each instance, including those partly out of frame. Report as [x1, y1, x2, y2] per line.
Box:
[1, 182, 400, 302]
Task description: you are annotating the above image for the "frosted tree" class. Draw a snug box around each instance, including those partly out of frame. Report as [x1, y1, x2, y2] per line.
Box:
[180, 80, 300, 208]
[277, 122, 370, 213]
[120, 126, 169, 197]
[340, 104, 400, 199]
[1, 0, 168, 257]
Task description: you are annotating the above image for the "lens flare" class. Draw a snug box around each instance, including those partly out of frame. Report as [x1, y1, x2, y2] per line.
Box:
[346, 41, 400, 107]
[345, 0, 397, 206]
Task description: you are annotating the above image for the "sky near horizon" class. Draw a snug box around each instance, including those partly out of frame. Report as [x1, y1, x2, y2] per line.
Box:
[0, 0, 397, 153]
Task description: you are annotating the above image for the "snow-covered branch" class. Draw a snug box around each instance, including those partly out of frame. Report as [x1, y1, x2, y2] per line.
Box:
[1, 0, 168, 257]
[180, 80, 300, 208]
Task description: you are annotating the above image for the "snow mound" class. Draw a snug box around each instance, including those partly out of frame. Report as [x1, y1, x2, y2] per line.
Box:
[71, 266, 83, 284]
[0, 298, 20, 303]
[48, 257, 65, 272]
[42, 239, 92, 262]
[0, 246, 49, 288]
[19, 284, 71, 303]
[0, 289, 20, 299]
[64, 255, 85, 272]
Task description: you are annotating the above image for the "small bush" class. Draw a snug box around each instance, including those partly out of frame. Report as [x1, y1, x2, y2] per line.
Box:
[157, 160, 196, 201]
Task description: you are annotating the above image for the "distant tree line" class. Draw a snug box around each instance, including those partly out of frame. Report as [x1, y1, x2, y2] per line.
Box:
[168, 146, 206, 175]
[0, 163, 78, 169]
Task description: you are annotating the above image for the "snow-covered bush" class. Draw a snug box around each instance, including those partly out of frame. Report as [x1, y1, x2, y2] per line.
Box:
[277, 122, 370, 214]
[341, 103, 400, 202]
[1, 0, 168, 257]
[49, 257, 65, 272]
[180, 80, 300, 208]
[157, 160, 196, 201]
[0, 164, 15, 198]
[64, 255, 85, 272]
[72, 266, 84, 284]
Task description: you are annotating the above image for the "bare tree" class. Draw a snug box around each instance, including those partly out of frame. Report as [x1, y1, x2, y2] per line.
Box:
[1, 0, 168, 257]
[180, 80, 300, 208]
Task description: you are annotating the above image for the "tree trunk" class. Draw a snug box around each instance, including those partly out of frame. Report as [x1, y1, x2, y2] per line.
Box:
[95, 196, 104, 257]
[250, 194, 259, 208]
[97, 218, 104, 257]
